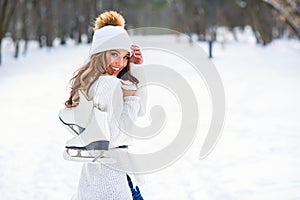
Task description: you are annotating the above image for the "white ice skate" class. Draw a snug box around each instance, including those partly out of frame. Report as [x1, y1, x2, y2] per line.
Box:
[59, 91, 115, 164]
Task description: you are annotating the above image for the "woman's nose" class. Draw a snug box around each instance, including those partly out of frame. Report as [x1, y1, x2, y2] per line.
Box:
[115, 57, 126, 67]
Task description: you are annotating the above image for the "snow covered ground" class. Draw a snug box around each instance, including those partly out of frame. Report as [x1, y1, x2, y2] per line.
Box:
[0, 33, 299, 200]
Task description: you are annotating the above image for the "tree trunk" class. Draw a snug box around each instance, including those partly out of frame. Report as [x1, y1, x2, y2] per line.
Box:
[22, 0, 29, 55]
[0, 0, 9, 65]
[59, 0, 67, 45]
[248, 0, 272, 45]
[0, 0, 18, 64]
[14, 39, 19, 59]
[32, 0, 44, 48]
[45, 0, 54, 47]
[172, 0, 192, 36]
[0, 39, 2, 65]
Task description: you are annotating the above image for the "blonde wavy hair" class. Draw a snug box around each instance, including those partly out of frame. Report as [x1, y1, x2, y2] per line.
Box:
[65, 52, 107, 108]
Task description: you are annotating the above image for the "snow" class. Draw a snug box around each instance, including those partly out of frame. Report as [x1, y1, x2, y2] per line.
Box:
[0, 33, 299, 200]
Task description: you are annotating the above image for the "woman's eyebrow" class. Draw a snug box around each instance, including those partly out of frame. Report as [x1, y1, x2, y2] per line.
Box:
[111, 49, 129, 56]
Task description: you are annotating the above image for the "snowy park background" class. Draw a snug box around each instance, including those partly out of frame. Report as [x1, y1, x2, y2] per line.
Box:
[0, 28, 299, 200]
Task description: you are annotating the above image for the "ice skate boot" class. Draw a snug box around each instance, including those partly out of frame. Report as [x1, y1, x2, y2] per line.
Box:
[63, 108, 115, 164]
[59, 91, 115, 163]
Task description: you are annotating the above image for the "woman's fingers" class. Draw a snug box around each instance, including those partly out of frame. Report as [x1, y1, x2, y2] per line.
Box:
[133, 51, 142, 56]
[130, 45, 143, 64]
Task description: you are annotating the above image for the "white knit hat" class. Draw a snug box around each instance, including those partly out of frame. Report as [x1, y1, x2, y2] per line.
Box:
[89, 25, 133, 56]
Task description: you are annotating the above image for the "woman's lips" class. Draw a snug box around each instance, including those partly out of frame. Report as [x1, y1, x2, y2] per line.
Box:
[112, 66, 120, 71]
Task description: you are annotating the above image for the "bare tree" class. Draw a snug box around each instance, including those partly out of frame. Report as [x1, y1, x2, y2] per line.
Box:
[0, 0, 18, 65]
[247, 0, 274, 45]
[11, 0, 30, 58]
[261, 0, 300, 38]
[45, 0, 55, 47]
[1, 0, 299, 64]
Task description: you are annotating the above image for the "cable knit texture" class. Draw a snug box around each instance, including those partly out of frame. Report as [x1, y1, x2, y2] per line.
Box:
[77, 75, 141, 200]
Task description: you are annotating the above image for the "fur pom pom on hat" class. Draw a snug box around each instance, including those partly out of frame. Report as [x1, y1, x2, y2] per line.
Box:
[94, 11, 125, 30]
[89, 11, 132, 56]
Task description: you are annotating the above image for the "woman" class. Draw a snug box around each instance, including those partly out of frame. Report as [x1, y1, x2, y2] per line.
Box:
[63, 11, 144, 200]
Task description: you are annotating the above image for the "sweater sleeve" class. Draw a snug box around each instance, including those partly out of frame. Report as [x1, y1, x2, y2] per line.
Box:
[93, 76, 141, 147]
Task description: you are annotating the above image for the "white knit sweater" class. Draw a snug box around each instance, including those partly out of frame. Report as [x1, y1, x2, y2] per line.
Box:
[77, 75, 141, 200]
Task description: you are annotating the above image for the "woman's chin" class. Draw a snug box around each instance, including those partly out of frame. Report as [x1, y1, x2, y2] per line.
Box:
[112, 71, 120, 76]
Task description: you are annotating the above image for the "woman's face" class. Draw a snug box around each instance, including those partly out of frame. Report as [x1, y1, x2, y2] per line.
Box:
[106, 49, 130, 76]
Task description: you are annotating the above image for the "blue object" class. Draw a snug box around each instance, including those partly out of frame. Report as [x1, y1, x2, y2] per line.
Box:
[127, 175, 144, 200]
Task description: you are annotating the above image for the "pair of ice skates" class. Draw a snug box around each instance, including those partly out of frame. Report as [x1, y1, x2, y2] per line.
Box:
[59, 91, 115, 163]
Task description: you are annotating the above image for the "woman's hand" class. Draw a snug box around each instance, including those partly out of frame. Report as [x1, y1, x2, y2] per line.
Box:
[122, 89, 137, 96]
[130, 45, 143, 64]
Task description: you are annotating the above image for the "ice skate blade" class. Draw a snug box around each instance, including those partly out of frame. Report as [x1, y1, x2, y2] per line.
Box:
[66, 140, 110, 151]
[63, 150, 116, 164]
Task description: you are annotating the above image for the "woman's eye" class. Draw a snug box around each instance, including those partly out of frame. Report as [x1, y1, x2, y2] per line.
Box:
[111, 52, 119, 57]
[124, 55, 130, 60]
